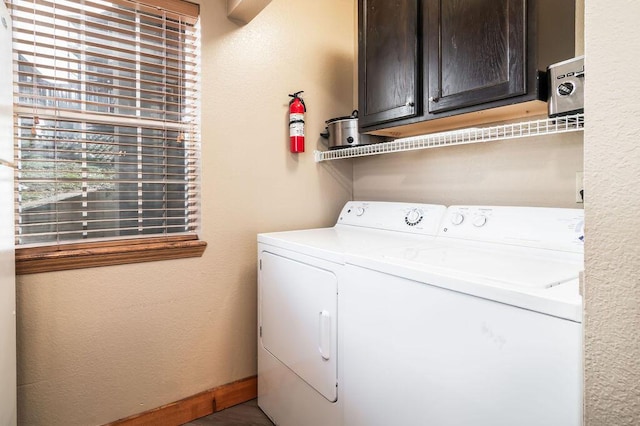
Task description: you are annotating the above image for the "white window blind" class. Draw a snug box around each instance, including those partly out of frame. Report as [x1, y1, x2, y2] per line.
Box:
[9, 0, 201, 246]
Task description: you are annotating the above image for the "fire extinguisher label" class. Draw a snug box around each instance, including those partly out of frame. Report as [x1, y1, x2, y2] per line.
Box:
[289, 113, 304, 123]
[289, 113, 304, 137]
[290, 121, 304, 137]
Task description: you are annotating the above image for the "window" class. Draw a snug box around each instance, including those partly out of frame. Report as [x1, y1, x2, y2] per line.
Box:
[9, 0, 205, 273]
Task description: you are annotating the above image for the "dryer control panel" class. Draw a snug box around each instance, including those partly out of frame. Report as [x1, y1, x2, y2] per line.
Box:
[337, 201, 446, 236]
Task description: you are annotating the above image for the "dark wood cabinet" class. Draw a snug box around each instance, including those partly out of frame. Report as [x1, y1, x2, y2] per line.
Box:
[357, 0, 421, 128]
[427, 0, 526, 113]
[358, 0, 576, 136]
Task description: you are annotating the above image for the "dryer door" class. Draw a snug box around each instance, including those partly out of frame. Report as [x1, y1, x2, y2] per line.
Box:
[259, 251, 338, 402]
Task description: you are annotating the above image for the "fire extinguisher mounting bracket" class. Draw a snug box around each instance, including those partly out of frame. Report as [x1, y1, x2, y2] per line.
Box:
[288, 91, 306, 111]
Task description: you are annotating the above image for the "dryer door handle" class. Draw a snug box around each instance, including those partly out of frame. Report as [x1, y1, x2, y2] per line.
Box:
[318, 310, 331, 360]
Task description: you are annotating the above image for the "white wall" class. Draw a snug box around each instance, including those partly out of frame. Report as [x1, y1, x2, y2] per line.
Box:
[584, 1, 640, 423]
[15, 1, 355, 424]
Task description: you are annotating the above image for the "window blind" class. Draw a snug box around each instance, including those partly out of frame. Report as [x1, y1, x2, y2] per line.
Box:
[9, 0, 201, 246]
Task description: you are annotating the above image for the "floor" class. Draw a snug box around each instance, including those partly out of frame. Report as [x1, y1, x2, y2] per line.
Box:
[184, 399, 275, 426]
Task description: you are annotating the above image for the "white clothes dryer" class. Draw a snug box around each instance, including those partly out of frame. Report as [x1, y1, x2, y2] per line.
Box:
[257, 201, 446, 426]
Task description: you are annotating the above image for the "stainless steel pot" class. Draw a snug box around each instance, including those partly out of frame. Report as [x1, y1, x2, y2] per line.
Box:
[320, 110, 390, 149]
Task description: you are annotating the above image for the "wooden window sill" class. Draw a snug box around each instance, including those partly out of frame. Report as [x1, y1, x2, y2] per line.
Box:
[15, 235, 207, 275]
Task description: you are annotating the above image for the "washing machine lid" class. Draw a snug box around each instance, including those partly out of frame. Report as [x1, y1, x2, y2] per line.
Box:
[385, 242, 580, 289]
[347, 240, 583, 322]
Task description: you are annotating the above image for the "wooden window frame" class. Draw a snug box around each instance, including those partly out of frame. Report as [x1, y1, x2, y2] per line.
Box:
[16, 235, 207, 275]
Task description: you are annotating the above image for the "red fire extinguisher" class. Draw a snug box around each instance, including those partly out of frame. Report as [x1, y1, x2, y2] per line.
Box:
[289, 91, 306, 153]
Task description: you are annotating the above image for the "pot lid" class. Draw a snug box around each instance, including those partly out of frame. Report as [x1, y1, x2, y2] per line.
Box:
[325, 109, 358, 124]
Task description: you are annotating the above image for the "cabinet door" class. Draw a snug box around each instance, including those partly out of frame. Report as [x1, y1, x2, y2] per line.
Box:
[358, 0, 421, 128]
[427, 0, 526, 113]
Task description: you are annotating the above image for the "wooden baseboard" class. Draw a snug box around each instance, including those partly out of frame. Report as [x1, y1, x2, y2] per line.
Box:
[105, 376, 258, 426]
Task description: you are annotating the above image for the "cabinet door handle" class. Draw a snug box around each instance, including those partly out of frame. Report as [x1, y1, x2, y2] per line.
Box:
[405, 100, 415, 107]
[429, 96, 439, 103]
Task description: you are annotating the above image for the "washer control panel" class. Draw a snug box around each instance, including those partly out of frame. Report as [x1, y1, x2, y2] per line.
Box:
[338, 201, 446, 236]
[442, 206, 585, 252]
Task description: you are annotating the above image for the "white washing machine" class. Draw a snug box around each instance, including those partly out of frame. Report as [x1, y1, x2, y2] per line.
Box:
[257, 201, 447, 426]
[341, 205, 584, 426]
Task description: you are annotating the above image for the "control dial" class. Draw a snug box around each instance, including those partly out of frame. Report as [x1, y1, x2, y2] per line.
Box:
[355, 207, 365, 216]
[450, 212, 464, 226]
[405, 208, 423, 226]
[472, 215, 487, 227]
[557, 82, 575, 96]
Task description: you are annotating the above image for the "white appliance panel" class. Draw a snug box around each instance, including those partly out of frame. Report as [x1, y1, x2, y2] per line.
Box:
[442, 206, 584, 252]
[259, 250, 338, 402]
[337, 201, 446, 235]
[342, 265, 582, 426]
[258, 341, 341, 426]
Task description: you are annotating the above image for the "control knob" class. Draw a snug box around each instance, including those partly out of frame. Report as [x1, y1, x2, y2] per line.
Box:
[472, 215, 487, 227]
[355, 207, 365, 216]
[405, 209, 423, 226]
[450, 212, 464, 226]
[557, 82, 575, 96]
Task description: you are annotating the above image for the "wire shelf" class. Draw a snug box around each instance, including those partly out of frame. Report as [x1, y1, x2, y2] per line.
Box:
[314, 113, 584, 162]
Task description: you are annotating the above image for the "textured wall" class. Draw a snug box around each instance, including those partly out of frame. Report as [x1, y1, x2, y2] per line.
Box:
[584, 1, 640, 424]
[354, 131, 584, 208]
[15, 1, 355, 424]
